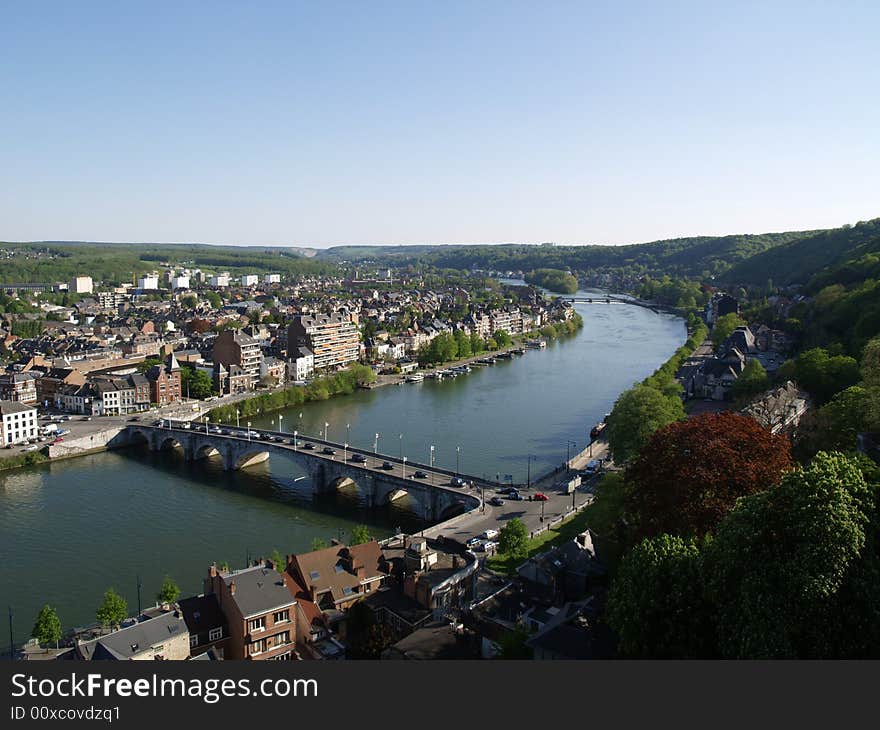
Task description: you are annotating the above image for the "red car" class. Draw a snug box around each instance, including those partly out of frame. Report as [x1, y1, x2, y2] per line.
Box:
[534, 492, 549, 501]
[52, 437, 64, 444]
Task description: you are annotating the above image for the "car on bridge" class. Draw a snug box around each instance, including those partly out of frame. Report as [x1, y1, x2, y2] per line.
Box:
[323, 447, 336, 455]
[351, 453, 367, 463]
[380, 461, 394, 470]
[303, 442, 316, 450]
[450, 476, 470, 487]
[413, 470, 428, 479]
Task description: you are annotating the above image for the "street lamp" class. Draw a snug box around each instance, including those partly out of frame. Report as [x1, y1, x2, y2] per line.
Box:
[324, 422, 329, 441]
[566, 440, 577, 473]
[293, 430, 298, 450]
[247, 421, 251, 442]
[402, 456, 407, 479]
[374, 432, 380, 454]
[456, 445, 461, 476]
[399, 433, 403, 460]
[204, 415, 209, 434]
[344, 442, 348, 463]
[346, 423, 351, 445]
[236, 409, 240, 429]
[429, 445, 435, 485]
[278, 414, 283, 433]
[527, 454, 536, 490]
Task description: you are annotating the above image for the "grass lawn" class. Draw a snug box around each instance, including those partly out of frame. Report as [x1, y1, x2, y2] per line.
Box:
[487, 473, 626, 575]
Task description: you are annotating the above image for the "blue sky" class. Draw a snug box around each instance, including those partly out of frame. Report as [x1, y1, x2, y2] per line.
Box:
[2, 1, 878, 247]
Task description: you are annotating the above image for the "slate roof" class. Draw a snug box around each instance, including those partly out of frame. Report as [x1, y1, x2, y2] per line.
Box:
[224, 565, 296, 619]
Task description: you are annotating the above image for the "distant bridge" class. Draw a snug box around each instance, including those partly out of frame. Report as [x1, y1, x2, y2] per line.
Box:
[119, 423, 483, 523]
[565, 294, 661, 312]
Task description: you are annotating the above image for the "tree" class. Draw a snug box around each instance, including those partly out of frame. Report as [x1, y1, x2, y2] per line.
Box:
[135, 357, 162, 374]
[710, 313, 746, 349]
[606, 384, 686, 464]
[96, 588, 128, 629]
[204, 291, 222, 309]
[498, 518, 529, 561]
[862, 336, 880, 386]
[311, 537, 328, 551]
[180, 294, 198, 309]
[704, 452, 873, 658]
[495, 624, 533, 659]
[793, 385, 880, 460]
[181, 367, 213, 399]
[624, 412, 794, 540]
[606, 534, 713, 658]
[779, 348, 860, 405]
[494, 329, 512, 348]
[156, 575, 181, 605]
[31, 605, 62, 650]
[350, 525, 371, 545]
[730, 359, 769, 402]
[270, 549, 286, 573]
[454, 330, 472, 359]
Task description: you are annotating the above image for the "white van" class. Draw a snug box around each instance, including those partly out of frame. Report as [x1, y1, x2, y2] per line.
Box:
[481, 529, 499, 541]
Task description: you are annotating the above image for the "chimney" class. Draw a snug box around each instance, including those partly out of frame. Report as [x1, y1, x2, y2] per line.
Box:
[209, 563, 217, 578]
[229, 580, 236, 596]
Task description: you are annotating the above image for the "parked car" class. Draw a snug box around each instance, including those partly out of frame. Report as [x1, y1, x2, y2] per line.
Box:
[482, 541, 499, 553]
[533, 492, 549, 502]
[413, 470, 428, 479]
[481, 529, 500, 540]
[507, 492, 524, 501]
[496, 486, 516, 495]
[466, 537, 483, 549]
[52, 437, 64, 444]
[489, 496, 505, 507]
[128, 416, 140, 422]
[23, 445, 40, 452]
[380, 461, 394, 470]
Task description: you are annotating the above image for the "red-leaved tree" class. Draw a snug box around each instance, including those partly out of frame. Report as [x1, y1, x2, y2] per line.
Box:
[624, 412, 794, 540]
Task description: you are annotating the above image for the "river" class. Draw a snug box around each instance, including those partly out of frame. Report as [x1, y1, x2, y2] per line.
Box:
[0, 288, 685, 633]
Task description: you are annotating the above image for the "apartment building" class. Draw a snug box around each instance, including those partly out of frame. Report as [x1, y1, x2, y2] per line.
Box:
[75, 610, 190, 661]
[212, 330, 262, 388]
[288, 314, 359, 371]
[240, 274, 259, 287]
[146, 353, 182, 405]
[137, 275, 159, 290]
[0, 400, 38, 445]
[204, 562, 298, 660]
[69, 276, 94, 294]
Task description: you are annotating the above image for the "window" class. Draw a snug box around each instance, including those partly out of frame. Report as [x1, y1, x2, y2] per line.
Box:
[209, 627, 223, 641]
[343, 586, 354, 596]
[274, 651, 293, 661]
[248, 617, 265, 633]
[250, 639, 266, 655]
[273, 610, 289, 624]
[309, 570, 320, 580]
[334, 564, 344, 573]
[190, 635, 198, 648]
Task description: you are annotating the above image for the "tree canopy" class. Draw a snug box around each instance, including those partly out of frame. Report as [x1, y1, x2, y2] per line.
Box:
[498, 518, 529, 561]
[606, 384, 685, 464]
[96, 588, 128, 628]
[31, 604, 62, 649]
[623, 412, 793, 540]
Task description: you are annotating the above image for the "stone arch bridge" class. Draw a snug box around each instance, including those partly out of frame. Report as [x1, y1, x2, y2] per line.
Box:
[118, 423, 483, 523]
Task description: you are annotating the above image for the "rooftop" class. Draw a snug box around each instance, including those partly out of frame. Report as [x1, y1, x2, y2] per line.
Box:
[224, 564, 296, 618]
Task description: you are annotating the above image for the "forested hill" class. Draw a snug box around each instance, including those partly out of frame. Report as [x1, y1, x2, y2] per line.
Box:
[721, 218, 880, 287]
[320, 230, 816, 279]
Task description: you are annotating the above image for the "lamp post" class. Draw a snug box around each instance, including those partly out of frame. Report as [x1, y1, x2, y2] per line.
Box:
[247, 422, 251, 442]
[402, 456, 407, 479]
[136, 575, 143, 618]
[236, 409, 240, 429]
[8, 606, 13, 659]
[399, 433, 403, 460]
[293, 430, 298, 450]
[324, 422, 329, 441]
[344, 442, 348, 463]
[429, 445, 435, 485]
[278, 414, 283, 433]
[541, 498, 545, 523]
[527, 454, 535, 490]
[566, 440, 577, 474]
[346, 423, 351, 445]
[456, 445, 461, 476]
[374, 432, 380, 454]
[204, 415, 209, 434]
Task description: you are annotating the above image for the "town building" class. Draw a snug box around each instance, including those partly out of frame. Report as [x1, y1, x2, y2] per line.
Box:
[288, 314, 359, 371]
[0, 400, 38, 445]
[240, 274, 259, 287]
[204, 562, 298, 660]
[0, 371, 39, 404]
[146, 352, 182, 405]
[137, 275, 159, 290]
[288, 347, 314, 382]
[171, 276, 190, 290]
[264, 274, 281, 285]
[74, 610, 190, 661]
[69, 276, 94, 294]
[178, 594, 229, 659]
[212, 330, 262, 388]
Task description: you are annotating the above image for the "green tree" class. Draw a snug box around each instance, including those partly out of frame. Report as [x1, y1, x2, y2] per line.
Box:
[181, 367, 213, 399]
[270, 549, 286, 573]
[793, 385, 880, 460]
[606, 534, 713, 658]
[730, 359, 769, 402]
[498, 518, 529, 561]
[779, 348, 861, 405]
[204, 291, 222, 309]
[705, 452, 873, 658]
[861, 336, 880, 386]
[454, 329, 472, 358]
[180, 294, 198, 309]
[350, 525, 371, 546]
[606, 384, 686, 464]
[311, 538, 328, 552]
[711, 313, 746, 349]
[495, 624, 534, 659]
[31, 604, 62, 650]
[156, 575, 181, 605]
[96, 588, 128, 629]
[494, 329, 512, 347]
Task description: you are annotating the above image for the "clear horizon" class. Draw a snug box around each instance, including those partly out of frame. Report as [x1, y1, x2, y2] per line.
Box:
[2, 2, 878, 246]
